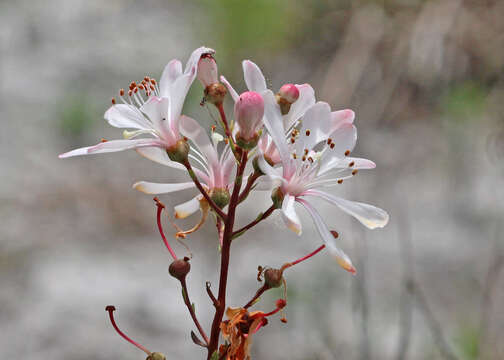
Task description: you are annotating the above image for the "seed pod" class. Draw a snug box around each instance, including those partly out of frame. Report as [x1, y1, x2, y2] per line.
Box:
[169, 258, 191, 281]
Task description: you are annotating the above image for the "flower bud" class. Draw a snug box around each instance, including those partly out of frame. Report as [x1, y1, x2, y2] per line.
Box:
[276, 84, 299, 115]
[271, 187, 284, 209]
[169, 257, 191, 281]
[205, 83, 227, 105]
[197, 54, 219, 88]
[264, 268, 284, 288]
[166, 138, 189, 164]
[234, 91, 264, 146]
[210, 188, 230, 208]
[147, 353, 167, 360]
[252, 156, 265, 175]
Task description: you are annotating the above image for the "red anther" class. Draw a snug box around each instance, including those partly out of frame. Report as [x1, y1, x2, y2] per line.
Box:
[352, 169, 358, 175]
[330, 143, 335, 149]
[276, 299, 287, 309]
[305, 130, 310, 136]
[348, 161, 355, 167]
[133, 87, 138, 93]
[280, 317, 288, 323]
[150, 79, 156, 85]
[111, 97, 116, 105]
[337, 179, 343, 184]
[100, 138, 108, 143]
[330, 230, 339, 239]
[128, 89, 133, 97]
[153, 197, 177, 260]
[138, 84, 144, 90]
[144, 76, 150, 82]
[105, 305, 151, 355]
[150, 85, 155, 91]
[344, 150, 350, 156]
[119, 88, 125, 96]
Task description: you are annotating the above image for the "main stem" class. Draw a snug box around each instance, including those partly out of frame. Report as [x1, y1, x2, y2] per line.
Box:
[207, 150, 248, 359]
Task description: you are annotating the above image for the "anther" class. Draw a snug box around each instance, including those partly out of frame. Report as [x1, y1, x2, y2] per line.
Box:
[302, 156, 306, 162]
[105, 305, 151, 355]
[144, 76, 150, 82]
[327, 138, 332, 145]
[119, 88, 125, 96]
[290, 138, 295, 144]
[348, 161, 355, 167]
[128, 89, 133, 97]
[345, 150, 350, 156]
[304, 149, 309, 155]
[292, 153, 297, 159]
[150, 85, 155, 91]
[211, 125, 216, 132]
[308, 157, 313, 163]
[138, 84, 144, 90]
[330, 143, 335, 149]
[134, 87, 138, 94]
[101, 138, 108, 143]
[337, 179, 343, 184]
[305, 130, 310, 136]
[111, 97, 116, 105]
[331, 230, 339, 238]
[352, 169, 358, 175]
[150, 79, 156, 85]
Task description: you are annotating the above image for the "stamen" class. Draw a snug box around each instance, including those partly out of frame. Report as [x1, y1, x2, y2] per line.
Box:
[348, 161, 355, 167]
[302, 156, 306, 162]
[119, 89, 125, 96]
[105, 306, 151, 355]
[292, 153, 297, 159]
[305, 130, 310, 136]
[337, 179, 343, 184]
[284, 245, 326, 268]
[290, 138, 295, 144]
[154, 197, 178, 260]
[327, 138, 332, 145]
[111, 97, 116, 105]
[138, 84, 145, 90]
[304, 149, 309, 155]
[330, 143, 335, 149]
[128, 89, 133, 97]
[352, 169, 358, 175]
[344, 150, 350, 156]
[262, 299, 287, 317]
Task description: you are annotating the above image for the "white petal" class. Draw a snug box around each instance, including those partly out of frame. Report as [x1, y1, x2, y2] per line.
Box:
[135, 147, 186, 170]
[318, 156, 375, 176]
[328, 123, 357, 158]
[242, 60, 267, 92]
[220, 75, 239, 102]
[133, 181, 195, 194]
[283, 84, 316, 131]
[330, 109, 355, 133]
[184, 47, 215, 75]
[140, 97, 175, 144]
[281, 195, 302, 235]
[59, 139, 159, 158]
[174, 195, 203, 219]
[104, 104, 150, 130]
[304, 189, 389, 229]
[297, 198, 356, 274]
[159, 60, 183, 97]
[299, 102, 332, 151]
[262, 90, 294, 176]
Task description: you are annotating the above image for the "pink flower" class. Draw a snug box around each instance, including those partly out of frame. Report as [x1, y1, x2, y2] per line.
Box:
[59, 47, 215, 163]
[133, 116, 235, 219]
[258, 91, 389, 273]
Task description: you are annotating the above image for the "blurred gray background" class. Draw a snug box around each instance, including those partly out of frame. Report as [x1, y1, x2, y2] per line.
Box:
[1, 0, 504, 359]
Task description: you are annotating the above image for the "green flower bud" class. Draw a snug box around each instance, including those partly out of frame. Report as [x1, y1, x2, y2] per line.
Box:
[166, 139, 190, 164]
[147, 352, 167, 360]
[210, 188, 230, 208]
[235, 131, 260, 150]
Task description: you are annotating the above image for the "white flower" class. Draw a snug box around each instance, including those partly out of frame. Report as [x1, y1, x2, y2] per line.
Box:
[220, 60, 316, 162]
[259, 91, 389, 273]
[59, 47, 214, 163]
[133, 116, 235, 219]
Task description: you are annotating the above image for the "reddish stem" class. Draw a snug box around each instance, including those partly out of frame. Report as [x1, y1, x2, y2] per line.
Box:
[207, 150, 248, 359]
[105, 306, 151, 355]
[232, 204, 276, 239]
[244, 284, 271, 309]
[288, 245, 326, 267]
[154, 198, 177, 261]
[217, 103, 231, 139]
[238, 171, 261, 204]
[180, 278, 209, 346]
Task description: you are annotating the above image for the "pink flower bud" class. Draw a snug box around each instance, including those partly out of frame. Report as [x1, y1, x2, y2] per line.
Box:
[278, 84, 299, 103]
[234, 91, 264, 143]
[197, 54, 218, 87]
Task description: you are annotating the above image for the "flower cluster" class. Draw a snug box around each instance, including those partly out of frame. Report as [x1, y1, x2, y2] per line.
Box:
[60, 47, 389, 360]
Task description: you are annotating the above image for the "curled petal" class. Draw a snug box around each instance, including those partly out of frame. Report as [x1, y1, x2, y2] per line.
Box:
[281, 195, 302, 235]
[174, 195, 203, 219]
[220, 75, 239, 102]
[303, 189, 389, 229]
[59, 139, 160, 158]
[242, 60, 267, 93]
[133, 181, 195, 194]
[297, 198, 356, 274]
[284, 84, 316, 131]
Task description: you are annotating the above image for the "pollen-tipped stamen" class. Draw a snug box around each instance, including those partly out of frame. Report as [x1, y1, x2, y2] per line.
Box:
[105, 305, 151, 355]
